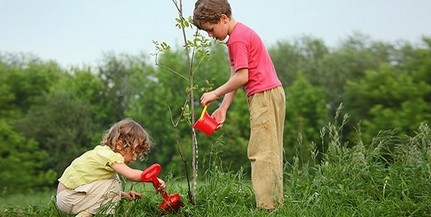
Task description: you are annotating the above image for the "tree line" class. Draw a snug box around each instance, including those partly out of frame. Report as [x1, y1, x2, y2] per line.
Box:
[0, 33, 430, 193]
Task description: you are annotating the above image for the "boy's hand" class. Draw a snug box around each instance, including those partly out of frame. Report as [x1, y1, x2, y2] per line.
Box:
[122, 191, 143, 200]
[200, 91, 219, 106]
[211, 108, 227, 129]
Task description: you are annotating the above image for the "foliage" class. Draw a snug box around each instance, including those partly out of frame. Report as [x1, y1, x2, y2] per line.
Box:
[345, 64, 431, 144]
[14, 92, 98, 177]
[0, 54, 61, 119]
[0, 55, 63, 192]
[0, 119, 56, 194]
[96, 52, 152, 126]
[126, 48, 190, 167]
[284, 72, 328, 164]
[269, 36, 329, 87]
[1, 120, 431, 216]
[0, 34, 430, 194]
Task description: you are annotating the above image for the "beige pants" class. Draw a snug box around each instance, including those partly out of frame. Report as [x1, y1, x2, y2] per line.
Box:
[247, 86, 285, 210]
[56, 179, 121, 215]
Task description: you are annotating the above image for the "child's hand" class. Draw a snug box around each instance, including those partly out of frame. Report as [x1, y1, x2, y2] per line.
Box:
[156, 178, 166, 194]
[122, 191, 143, 200]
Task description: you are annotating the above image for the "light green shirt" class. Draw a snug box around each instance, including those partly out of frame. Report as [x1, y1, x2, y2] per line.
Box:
[58, 145, 124, 189]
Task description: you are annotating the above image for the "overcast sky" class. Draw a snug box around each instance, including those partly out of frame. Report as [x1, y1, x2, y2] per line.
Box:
[1, 0, 430, 67]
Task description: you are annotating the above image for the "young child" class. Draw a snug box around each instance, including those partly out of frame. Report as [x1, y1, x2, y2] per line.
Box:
[56, 118, 166, 217]
[193, 0, 286, 211]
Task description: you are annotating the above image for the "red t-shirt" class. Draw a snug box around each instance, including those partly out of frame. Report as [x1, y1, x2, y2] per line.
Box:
[226, 22, 282, 96]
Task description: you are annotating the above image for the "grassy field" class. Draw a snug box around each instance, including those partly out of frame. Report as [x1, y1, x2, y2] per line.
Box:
[1, 122, 430, 217]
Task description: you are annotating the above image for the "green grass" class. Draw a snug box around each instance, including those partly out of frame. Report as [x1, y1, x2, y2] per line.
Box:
[0, 192, 53, 211]
[1, 120, 430, 217]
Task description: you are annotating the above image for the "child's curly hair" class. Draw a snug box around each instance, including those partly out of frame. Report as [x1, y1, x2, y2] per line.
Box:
[101, 118, 152, 161]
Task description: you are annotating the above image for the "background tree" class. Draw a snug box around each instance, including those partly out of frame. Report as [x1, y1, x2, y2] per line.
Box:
[127, 49, 190, 170]
[316, 33, 385, 114]
[399, 37, 431, 99]
[0, 119, 56, 193]
[284, 72, 328, 164]
[1, 34, 430, 193]
[0, 54, 66, 188]
[0, 53, 61, 119]
[15, 91, 98, 178]
[344, 41, 431, 144]
[96, 52, 151, 127]
[269, 36, 329, 87]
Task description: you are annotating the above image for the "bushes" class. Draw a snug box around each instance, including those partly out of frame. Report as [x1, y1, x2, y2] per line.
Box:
[1, 120, 430, 216]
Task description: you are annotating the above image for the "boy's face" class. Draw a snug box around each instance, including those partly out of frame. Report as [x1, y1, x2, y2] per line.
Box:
[199, 15, 230, 41]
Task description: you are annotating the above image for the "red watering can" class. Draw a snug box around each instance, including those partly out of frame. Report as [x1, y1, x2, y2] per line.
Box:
[193, 105, 218, 136]
[141, 164, 184, 213]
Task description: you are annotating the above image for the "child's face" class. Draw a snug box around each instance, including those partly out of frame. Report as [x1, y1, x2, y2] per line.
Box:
[199, 15, 230, 41]
[118, 142, 147, 164]
[122, 146, 135, 164]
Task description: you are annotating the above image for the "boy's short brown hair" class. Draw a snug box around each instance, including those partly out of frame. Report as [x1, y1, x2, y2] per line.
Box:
[193, 0, 232, 29]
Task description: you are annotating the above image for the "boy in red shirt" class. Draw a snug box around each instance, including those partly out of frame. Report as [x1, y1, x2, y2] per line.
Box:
[193, 0, 285, 211]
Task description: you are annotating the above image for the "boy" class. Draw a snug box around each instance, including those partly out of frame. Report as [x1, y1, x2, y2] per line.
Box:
[193, 0, 286, 211]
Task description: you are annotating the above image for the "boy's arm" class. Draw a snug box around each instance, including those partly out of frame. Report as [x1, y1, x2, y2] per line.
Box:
[201, 67, 248, 107]
[217, 67, 246, 111]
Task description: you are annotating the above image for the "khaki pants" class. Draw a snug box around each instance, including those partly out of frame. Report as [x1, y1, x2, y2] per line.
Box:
[247, 86, 285, 210]
[56, 179, 121, 215]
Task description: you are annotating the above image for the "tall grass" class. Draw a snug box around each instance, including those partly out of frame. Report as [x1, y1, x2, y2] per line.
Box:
[1, 114, 430, 216]
[283, 112, 431, 217]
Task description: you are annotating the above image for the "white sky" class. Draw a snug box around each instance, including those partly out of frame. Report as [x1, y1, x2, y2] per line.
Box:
[1, 0, 430, 67]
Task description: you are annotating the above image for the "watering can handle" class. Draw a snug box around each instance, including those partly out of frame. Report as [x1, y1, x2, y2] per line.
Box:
[140, 164, 169, 197]
[141, 163, 162, 185]
[199, 105, 208, 120]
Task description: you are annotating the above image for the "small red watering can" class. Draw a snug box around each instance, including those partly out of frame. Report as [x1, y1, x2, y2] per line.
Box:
[193, 105, 218, 136]
[141, 164, 184, 213]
